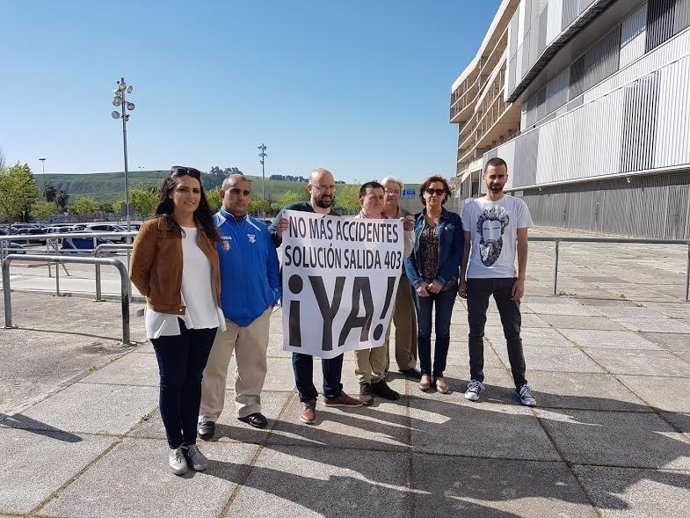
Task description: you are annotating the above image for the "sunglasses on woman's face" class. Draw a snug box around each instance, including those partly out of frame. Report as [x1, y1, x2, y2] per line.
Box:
[425, 188, 445, 196]
[170, 166, 201, 179]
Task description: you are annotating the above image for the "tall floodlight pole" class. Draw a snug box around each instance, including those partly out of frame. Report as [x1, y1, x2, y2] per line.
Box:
[111, 77, 135, 232]
[38, 157, 47, 198]
[258, 143, 267, 202]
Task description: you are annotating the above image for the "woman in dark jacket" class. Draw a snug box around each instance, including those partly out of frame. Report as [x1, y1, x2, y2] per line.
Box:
[130, 166, 223, 476]
[404, 175, 463, 394]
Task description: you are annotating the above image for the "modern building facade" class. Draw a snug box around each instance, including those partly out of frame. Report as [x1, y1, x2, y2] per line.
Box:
[454, 0, 690, 239]
[450, 0, 521, 199]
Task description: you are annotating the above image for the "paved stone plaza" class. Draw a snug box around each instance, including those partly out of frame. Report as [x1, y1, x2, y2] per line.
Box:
[1, 228, 689, 517]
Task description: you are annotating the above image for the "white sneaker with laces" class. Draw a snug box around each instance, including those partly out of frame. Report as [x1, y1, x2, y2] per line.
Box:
[168, 447, 188, 475]
[517, 384, 537, 406]
[184, 444, 209, 472]
[464, 379, 485, 401]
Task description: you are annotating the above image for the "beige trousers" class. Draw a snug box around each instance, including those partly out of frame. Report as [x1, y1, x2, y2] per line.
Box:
[199, 308, 271, 421]
[386, 274, 418, 371]
[355, 338, 389, 385]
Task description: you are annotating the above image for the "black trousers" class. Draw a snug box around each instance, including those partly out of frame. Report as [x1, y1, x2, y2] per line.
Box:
[467, 278, 527, 388]
[151, 321, 217, 449]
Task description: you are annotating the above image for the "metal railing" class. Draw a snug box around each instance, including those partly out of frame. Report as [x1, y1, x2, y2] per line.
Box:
[94, 244, 133, 302]
[530, 236, 690, 301]
[2, 254, 132, 344]
[0, 231, 137, 296]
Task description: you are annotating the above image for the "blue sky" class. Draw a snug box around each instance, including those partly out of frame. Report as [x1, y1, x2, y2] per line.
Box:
[1, 0, 501, 184]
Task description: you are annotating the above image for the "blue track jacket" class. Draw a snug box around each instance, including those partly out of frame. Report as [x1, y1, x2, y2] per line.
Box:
[214, 211, 281, 327]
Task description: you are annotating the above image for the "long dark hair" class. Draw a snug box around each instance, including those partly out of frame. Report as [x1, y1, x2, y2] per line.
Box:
[153, 165, 221, 242]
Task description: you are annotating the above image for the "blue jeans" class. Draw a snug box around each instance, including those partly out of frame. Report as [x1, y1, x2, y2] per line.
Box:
[292, 352, 344, 402]
[151, 321, 216, 449]
[467, 277, 527, 388]
[414, 288, 457, 377]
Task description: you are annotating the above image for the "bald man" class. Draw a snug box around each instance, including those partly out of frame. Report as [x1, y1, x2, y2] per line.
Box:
[270, 168, 362, 425]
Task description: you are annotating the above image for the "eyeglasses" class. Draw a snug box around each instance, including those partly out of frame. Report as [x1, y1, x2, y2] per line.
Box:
[309, 184, 336, 192]
[425, 188, 445, 196]
[171, 166, 201, 179]
[229, 188, 251, 197]
[384, 189, 400, 195]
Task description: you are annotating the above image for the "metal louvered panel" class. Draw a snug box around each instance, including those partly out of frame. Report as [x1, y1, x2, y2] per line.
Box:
[676, 0, 690, 33]
[620, 72, 660, 172]
[620, 3, 648, 68]
[520, 172, 690, 238]
[547, 0, 564, 42]
[646, 0, 676, 51]
[654, 54, 690, 167]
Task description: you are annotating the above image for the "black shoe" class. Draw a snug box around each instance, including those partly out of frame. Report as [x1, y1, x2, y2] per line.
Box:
[400, 368, 422, 380]
[359, 383, 373, 406]
[198, 421, 216, 441]
[238, 412, 268, 429]
[371, 380, 400, 400]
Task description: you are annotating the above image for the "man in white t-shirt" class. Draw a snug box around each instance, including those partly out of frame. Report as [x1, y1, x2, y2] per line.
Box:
[458, 157, 537, 406]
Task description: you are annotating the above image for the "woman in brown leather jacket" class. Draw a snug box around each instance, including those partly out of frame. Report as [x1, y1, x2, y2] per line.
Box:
[130, 166, 222, 476]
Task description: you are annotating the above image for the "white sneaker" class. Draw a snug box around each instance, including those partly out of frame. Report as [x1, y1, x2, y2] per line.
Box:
[464, 379, 485, 401]
[517, 384, 537, 406]
[168, 447, 188, 475]
[184, 444, 209, 472]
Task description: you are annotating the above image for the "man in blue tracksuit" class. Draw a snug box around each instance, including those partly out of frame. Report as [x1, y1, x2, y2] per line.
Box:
[198, 174, 280, 439]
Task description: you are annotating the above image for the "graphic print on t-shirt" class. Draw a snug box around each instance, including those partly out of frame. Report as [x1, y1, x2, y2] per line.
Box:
[476, 206, 510, 266]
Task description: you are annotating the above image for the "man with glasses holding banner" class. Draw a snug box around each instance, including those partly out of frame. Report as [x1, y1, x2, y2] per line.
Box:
[270, 168, 362, 425]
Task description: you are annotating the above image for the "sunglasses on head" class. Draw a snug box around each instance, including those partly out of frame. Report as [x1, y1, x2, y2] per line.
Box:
[170, 166, 201, 179]
[425, 188, 445, 196]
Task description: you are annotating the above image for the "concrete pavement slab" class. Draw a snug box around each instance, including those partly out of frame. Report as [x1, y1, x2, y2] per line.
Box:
[572, 465, 690, 518]
[0, 428, 115, 515]
[412, 454, 597, 517]
[129, 391, 292, 444]
[5, 382, 158, 435]
[538, 314, 628, 330]
[527, 372, 649, 412]
[641, 302, 690, 320]
[82, 351, 159, 386]
[409, 396, 560, 461]
[617, 376, 690, 412]
[583, 349, 690, 376]
[640, 332, 690, 353]
[228, 445, 412, 518]
[267, 395, 410, 452]
[660, 412, 690, 433]
[536, 409, 690, 469]
[613, 317, 690, 333]
[495, 345, 605, 373]
[521, 301, 601, 316]
[486, 326, 570, 347]
[559, 329, 662, 350]
[40, 438, 259, 518]
[590, 305, 667, 319]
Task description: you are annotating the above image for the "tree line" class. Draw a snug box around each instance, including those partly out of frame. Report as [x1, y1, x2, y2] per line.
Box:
[0, 154, 366, 223]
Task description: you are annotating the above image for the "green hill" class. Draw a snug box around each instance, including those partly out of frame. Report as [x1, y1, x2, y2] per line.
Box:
[36, 171, 423, 212]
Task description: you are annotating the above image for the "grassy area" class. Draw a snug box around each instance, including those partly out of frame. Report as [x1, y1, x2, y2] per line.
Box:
[40, 171, 422, 206]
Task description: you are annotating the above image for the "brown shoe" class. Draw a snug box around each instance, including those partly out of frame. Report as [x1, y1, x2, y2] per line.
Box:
[299, 399, 317, 424]
[359, 383, 373, 406]
[324, 391, 363, 407]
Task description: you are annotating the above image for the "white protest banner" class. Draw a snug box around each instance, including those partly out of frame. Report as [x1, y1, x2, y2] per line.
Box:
[282, 210, 404, 359]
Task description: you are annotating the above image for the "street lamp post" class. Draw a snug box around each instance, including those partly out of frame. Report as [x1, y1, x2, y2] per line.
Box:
[111, 77, 135, 232]
[38, 157, 47, 198]
[258, 143, 267, 203]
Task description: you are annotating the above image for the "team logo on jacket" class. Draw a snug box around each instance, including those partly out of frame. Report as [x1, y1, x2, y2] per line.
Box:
[247, 234, 256, 244]
[221, 237, 231, 252]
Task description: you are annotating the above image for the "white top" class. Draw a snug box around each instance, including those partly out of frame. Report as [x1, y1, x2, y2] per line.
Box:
[461, 195, 533, 279]
[144, 227, 226, 339]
